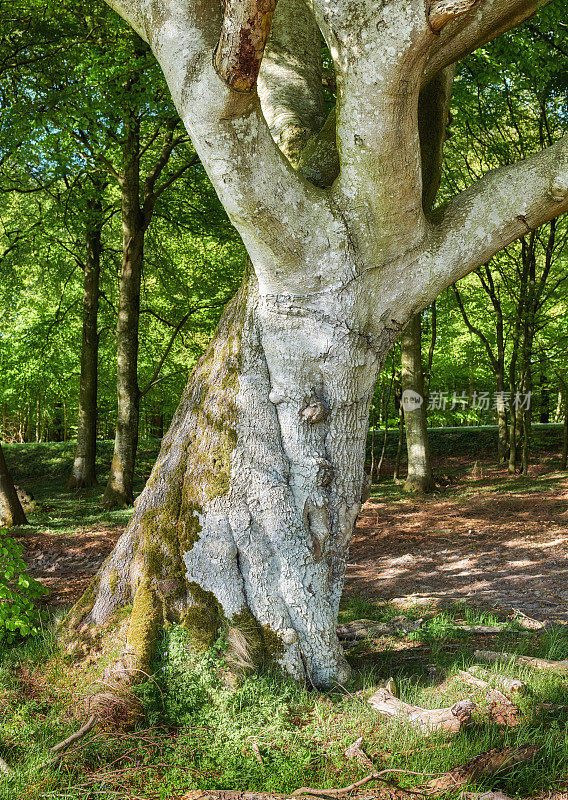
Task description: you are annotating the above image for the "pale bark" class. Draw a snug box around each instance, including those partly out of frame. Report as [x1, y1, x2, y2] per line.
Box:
[0, 442, 27, 527]
[69, 182, 105, 489]
[69, 0, 568, 686]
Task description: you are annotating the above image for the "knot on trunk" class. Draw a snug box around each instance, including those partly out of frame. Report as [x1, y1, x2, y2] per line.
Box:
[300, 393, 328, 424]
[549, 177, 568, 202]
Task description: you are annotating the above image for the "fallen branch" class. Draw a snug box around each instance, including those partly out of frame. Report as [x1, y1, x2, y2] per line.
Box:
[292, 766, 449, 798]
[512, 609, 548, 631]
[461, 792, 513, 800]
[368, 689, 474, 735]
[50, 715, 96, 755]
[467, 665, 526, 696]
[424, 744, 539, 792]
[457, 670, 514, 705]
[474, 650, 568, 673]
[457, 670, 521, 727]
[344, 737, 375, 771]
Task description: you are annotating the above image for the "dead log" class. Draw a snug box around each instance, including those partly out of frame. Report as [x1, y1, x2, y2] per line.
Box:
[457, 671, 521, 727]
[467, 665, 526, 695]
[512, 609, 548, 630]
[368, 688, 474, 735]
[424, 744, 538, 792]
[337, 617, 422, 640]
[474, 650, 568, 673]
[461, 793, 514, 800]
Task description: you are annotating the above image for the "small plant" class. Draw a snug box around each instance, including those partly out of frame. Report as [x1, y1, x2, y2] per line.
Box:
[0, 532, 47, 642]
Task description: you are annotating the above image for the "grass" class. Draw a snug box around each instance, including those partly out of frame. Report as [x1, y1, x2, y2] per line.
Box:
[2, 439, 160, 537]
[1, 439, 567, 798]
[2, 601, 568, 799]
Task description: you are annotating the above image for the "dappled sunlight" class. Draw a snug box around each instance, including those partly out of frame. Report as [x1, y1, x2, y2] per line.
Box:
[347, 466, 568, 624]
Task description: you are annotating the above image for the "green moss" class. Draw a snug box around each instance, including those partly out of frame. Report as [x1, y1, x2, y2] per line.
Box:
[127, 578, 162, 672]
[108, 570, 119, 595]
[181, 582, 225, 651]
[259, 622, 285, 665]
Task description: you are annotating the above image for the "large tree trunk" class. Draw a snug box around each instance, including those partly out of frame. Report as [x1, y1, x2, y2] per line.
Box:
[69, 186, 104, 489]
[401, 314, 433, 494]
[103, 118, 143, 509]
[69, 0, 568, 692]
[0, 442, 27, 527]
[67, 271, 387, 688]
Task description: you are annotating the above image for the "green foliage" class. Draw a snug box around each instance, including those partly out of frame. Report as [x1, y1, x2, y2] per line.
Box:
[0, 533, 47, 643]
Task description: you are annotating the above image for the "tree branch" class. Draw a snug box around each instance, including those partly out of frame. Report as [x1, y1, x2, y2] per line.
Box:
[104, 0, 329, 290]
[425, 0, 555, 82]
[428, 134, 568, 297]
[214, 0, 278, 92]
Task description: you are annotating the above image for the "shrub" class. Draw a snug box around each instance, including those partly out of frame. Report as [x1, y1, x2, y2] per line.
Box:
[0, 532, 47, 642]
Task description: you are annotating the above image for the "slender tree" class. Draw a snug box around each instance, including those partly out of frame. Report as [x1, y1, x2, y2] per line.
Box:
[401, 313, 433, 493]
[69, 177, 107, 488]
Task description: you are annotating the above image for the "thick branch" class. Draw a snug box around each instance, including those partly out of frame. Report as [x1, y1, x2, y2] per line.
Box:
[428, 134, 568, 296]
[425, 0, 554, 82]
[104, 0, 332, 293]
[257, 0, 326, 165]
[215, 0, 278, 92]
[428, 0, 479, 34]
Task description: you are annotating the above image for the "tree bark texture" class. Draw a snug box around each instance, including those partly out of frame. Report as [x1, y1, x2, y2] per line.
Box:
[401, 314, 433, 494]
[69, 184, 105, 489]
[0, 442, 27, 527]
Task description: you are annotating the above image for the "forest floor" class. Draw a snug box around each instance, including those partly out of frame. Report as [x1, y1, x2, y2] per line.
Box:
[2, 437, 568, 800]
[5, 439, 568, 626]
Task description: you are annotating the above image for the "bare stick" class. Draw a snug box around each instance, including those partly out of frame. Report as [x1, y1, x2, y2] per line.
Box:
[292, 767, 449, 797]
[50, 715, 97, 755]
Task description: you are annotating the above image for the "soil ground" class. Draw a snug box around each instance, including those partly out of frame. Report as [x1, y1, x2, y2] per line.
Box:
[6, 439, 567, 624]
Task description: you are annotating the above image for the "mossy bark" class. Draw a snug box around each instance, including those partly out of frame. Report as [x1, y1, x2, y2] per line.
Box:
[65, 267, 388, 689]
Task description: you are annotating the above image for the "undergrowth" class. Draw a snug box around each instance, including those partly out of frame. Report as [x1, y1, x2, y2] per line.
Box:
[2, 602, 568, 799]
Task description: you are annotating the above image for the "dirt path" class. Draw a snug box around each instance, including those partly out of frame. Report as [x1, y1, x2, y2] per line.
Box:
[347, 472, 568, 623]
[17, 468, 568, 622]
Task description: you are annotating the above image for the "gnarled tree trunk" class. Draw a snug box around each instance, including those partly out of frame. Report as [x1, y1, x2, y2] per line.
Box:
[66, 0, 568, 688]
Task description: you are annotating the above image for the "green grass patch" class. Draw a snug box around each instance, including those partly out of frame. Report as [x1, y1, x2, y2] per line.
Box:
[2, 608, 568, 799]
